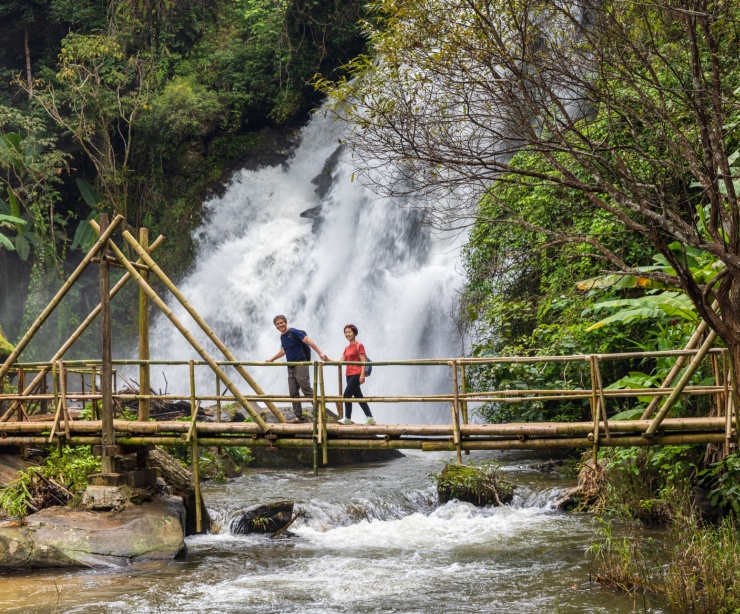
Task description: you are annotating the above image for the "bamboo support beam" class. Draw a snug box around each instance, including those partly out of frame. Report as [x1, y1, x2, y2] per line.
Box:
[89, 220, 269, 432]
[595, 357, 610, 440]
[138, 228, 151, 422]
[0, 431, 730, 452]
[119, 228, 285, 424]
[645, 330, 718, 437]
[0, 215, 123, 383]
[451, 361, 462, 463]
[58, 361, 71, 439]
[312, 361, 319, 476]
[320, 363, 328, 465]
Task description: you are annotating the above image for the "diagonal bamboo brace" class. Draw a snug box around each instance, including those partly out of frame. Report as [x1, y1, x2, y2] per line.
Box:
[118, 228, 286, 423]
[89, 221, 269, 432]
[644, 330, 717, 437]
[0, 214, 123, 382]
[641, 317, 712, 419]
[0, 235, 165, 423]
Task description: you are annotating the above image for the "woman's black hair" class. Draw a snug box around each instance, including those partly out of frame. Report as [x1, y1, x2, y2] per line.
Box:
[344, 323, 358, 336]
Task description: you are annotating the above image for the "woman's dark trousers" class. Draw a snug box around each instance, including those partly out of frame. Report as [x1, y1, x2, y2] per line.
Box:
[343, 374, 372, 420]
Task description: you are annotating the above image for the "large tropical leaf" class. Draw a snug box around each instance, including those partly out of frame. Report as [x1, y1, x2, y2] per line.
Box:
[586, 292, 697, 331]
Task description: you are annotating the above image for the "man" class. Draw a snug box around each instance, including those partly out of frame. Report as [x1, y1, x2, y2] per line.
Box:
[266, 315, 329, 423]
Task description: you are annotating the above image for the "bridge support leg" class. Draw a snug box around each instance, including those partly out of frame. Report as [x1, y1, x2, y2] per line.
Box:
[451, 361, 462, 464]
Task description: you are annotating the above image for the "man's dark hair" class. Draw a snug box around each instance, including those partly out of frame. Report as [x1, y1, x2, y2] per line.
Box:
[273, 315, 287, 325]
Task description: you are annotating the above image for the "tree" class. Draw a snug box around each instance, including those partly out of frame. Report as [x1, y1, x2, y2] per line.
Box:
[22, 34, 150, 222]
[324, 0, 740, 393]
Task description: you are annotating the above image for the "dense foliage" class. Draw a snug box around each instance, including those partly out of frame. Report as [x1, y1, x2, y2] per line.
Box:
[0, 0, 366, 355]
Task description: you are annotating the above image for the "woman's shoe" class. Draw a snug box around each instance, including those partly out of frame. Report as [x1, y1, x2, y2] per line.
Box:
[338, 418, 352, 424]
[364, 418, 376, 425]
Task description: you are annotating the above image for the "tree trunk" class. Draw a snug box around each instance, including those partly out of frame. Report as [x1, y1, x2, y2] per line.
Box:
[148, 447, 211, 536]
[24, 26, 32, 99]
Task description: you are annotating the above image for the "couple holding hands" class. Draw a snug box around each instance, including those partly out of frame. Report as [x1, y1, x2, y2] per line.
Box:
[265, 315, 375, 425]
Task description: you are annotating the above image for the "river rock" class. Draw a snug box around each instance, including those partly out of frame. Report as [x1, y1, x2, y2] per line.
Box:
[230, 501, 294, 534]
[0, 454, 36, 487]
[0, 496, 186, 570]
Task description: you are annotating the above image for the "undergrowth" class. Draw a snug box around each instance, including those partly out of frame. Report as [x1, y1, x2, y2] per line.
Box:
[0, 446, 100, 522]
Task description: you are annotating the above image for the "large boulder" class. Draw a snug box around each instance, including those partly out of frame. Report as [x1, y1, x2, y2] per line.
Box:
[0, 496, 186, 570]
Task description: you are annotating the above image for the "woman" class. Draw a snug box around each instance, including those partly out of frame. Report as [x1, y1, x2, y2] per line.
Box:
[339, 324, 375, 425]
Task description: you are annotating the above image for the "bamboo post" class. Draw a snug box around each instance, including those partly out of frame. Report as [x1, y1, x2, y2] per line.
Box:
[58, 360, 71, 439]
[91, 366, 99, 420]
[190, 360, 202, 534]
[88, 220, 269, 432]
[17, 368, 26, 457]
[139, 229, 151, 422]
[17, 368, 26, 421]
[723, 349, 731, 454]
[460, 363, 470, 456]
[0, 214, 123, 382]
[0, 235, 165, 423]
[595, 357, 610, 440]
[216, 375, 222, 456]
[52, 360, 59, 420]
[337, 365, 343, 419]
[312, 361, 319, 476]
[319, 363, 328, 465]
[40, 374, 48, 415]
[589, 356, 600, 467]
[450, 361, 462, 464]
[99, 214, 115, 474]
[118, 228, 286, 423]
[645, 331, 717, 437]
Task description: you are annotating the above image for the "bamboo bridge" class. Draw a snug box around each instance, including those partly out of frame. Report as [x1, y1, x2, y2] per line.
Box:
[0, 214, 737, 512]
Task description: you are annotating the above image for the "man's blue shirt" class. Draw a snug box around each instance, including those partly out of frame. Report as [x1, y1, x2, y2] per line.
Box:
[281, 328, 309, 362]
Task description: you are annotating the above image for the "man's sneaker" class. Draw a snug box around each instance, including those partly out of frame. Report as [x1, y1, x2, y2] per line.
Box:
[364, 418, 376, 425]
[338, 418, 352, 425]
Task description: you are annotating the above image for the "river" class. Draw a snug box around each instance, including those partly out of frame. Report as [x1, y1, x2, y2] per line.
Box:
[0, 450, 662, 613]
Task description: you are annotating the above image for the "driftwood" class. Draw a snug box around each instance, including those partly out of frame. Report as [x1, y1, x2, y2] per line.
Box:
[147, 447, 211, 535]
[115, 386, 194, 420]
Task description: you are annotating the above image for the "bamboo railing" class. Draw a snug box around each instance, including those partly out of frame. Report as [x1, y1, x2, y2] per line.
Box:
[0, 346, 736, 472]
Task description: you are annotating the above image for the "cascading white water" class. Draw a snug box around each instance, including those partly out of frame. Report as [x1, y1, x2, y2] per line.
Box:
[149, 110, 465, 423]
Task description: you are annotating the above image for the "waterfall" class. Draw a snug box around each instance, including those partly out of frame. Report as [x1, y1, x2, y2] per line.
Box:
[149, 110, 465, 423]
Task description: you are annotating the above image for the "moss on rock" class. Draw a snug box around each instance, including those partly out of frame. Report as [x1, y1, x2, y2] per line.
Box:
[434, 461, 514, 507]
[0, 323, 13, 361]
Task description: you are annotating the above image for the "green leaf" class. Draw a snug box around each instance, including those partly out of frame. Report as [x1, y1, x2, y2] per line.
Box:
[71, 211, 98, 251]
[0, 233, 15, 250]
[75, 178, 102, 209]
[610, 408, 645, 421]
[13, 234, 30, 260]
